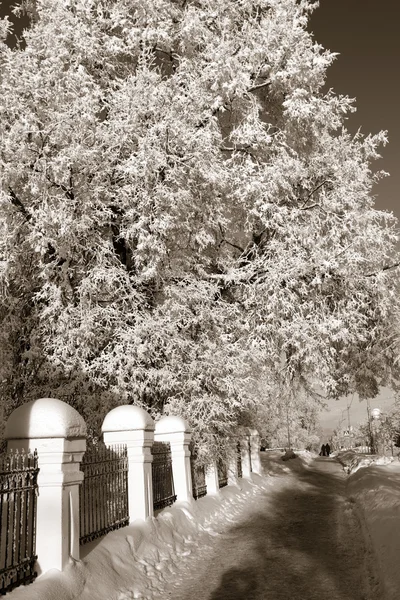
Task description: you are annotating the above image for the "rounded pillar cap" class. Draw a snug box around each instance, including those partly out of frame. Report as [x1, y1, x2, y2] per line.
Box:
[4, 398, 87, 440]
[155, 415, 190, 434]
[102, 405, 154, 432]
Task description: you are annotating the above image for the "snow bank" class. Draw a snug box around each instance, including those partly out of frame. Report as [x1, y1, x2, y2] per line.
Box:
[336, 450, 394, 474]
[347, 458, 400, 600]
[7, 474, 273, 600]
[281, 448, 297, 461]
[259, 449, 315, 478]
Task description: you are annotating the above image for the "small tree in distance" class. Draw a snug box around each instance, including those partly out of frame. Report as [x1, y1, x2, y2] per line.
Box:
[0, 0, 399, 456]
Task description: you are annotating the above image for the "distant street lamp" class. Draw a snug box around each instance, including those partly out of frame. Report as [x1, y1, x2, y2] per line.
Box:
[371, 407, 383, 454]
[285, 396, 291, 450]
[371, 407, 381, 420]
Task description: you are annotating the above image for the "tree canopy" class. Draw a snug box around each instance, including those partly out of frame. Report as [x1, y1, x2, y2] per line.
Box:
[0, 0, 399, 453]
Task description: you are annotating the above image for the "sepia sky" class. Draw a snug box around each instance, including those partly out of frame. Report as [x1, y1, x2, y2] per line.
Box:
[310, 0, 400, 432]
[310, 0, 400, 221]
[1, 0, 399, 432]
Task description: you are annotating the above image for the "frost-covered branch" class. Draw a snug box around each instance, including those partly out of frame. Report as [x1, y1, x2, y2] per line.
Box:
[0, 0, 398, 454]
[8, 188, 31, 222]
[366, 262, 400, 277]
[247, 79, 272, 93]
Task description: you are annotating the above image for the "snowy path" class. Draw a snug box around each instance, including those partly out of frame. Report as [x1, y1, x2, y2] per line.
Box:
[153, 456, 380, 600]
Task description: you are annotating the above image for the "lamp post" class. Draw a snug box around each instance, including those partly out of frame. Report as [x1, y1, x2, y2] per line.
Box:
[371, 407, 382, 455]
[285, 400, 291, 450]
[366, 398, 373, 452]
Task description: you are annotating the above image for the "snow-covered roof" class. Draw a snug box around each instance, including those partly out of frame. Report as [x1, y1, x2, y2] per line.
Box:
[4, 398, 87, 439]
[102, 405, 154, 432]
[155, 415, 190, 434]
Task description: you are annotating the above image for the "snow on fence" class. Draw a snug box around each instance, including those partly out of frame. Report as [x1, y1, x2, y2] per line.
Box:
[1, 398, 261, 592]
[0, 449, 39, 595]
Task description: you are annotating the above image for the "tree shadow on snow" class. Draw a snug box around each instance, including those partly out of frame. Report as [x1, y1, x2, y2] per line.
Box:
[206, 460, 376, 600]
[209, 566, 259, 600]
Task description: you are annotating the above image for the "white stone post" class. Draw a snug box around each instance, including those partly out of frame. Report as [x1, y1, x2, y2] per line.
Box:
[249, 429, 262, 474]
[205, 461, 220, 494]
[154, 416, 192, 502]
[102, 405, 155, 521]
[240, 432, 252, 478]
[4, 398, 87, 575]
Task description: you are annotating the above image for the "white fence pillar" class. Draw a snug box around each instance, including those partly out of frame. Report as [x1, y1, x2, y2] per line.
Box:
[155, 416, 192, 502]
[4, 398, 87, 574]
[240, 433, 252, 478]
[102, 405, 155, 521]
[205, 461, 220, 494]
[249, 429, 262, 474]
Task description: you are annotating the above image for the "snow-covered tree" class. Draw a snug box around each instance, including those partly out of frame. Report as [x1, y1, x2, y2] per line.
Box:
[0, 0, 399, 453]
[253, 377, 321, 450]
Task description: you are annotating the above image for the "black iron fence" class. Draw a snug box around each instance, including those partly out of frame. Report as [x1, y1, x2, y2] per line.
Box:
[190, 448, 207, 500]
[79, 443, 129, 545]
[248, 437, 253, 473]
[0, 449, 39, 595]
[353, 445, 373, 454]
[151, 442, 176, 511]
[217, 459, 228, 488]
[236, 442, 243, 479]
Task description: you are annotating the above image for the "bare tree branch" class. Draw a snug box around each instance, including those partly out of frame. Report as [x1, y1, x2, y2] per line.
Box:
[300, 180, 329, 209]
[247, 79, 272, 93]
[8, 188, 31, 222]
[218, 224, 245, 253]
[221, 239, 245, 253]
[306, 180, 328, 200]
[220, 145, 252, 152]
[366, 262, 400, 277]
[299, 203, 321, 211]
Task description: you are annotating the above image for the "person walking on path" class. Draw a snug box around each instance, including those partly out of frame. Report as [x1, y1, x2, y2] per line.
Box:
[320, 444, 326, 456]
[325, 443, 331, 457]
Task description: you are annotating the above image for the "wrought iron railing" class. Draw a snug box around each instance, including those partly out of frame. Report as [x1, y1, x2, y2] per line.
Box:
[151, 442, 176, 511]
[352, 445, 373, 454]
[248, 437, 253, 473]
[217, 459, 228, 488]
[236, 442, 243, 479]
[0, 449, 39, 595]
[190, 449, 207, 500]
[79, 442, 129, 545]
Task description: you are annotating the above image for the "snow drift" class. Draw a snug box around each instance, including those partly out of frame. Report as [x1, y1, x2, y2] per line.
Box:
[343, 451, 400, 600]
[7, 473, 275, 600]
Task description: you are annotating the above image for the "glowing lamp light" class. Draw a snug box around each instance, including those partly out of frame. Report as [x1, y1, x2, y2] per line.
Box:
[371, 408, 381, 420]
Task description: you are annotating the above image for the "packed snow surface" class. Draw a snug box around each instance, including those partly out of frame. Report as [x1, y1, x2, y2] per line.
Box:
[7, 450, 400, 600]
